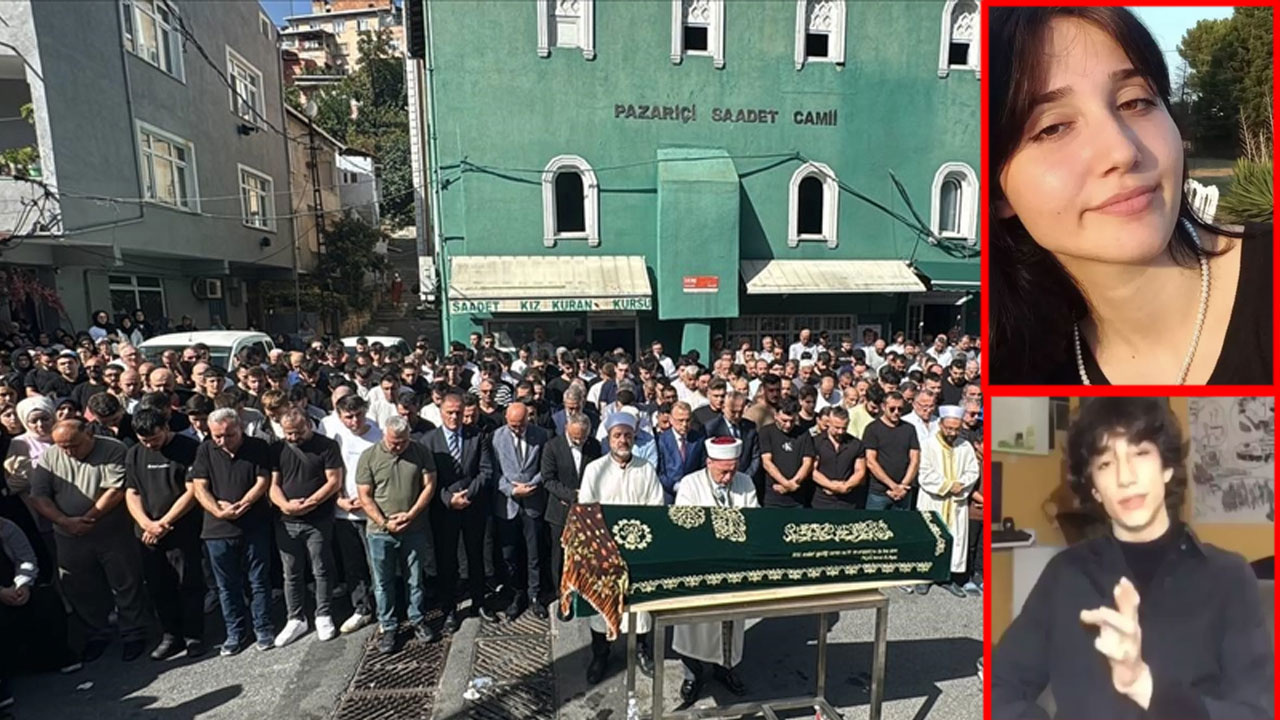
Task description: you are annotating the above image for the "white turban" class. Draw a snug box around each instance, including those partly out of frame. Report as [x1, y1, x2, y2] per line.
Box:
[705, 436, 742, 460]
[938, 405, 964, 420]
[604, 411, 637, 432]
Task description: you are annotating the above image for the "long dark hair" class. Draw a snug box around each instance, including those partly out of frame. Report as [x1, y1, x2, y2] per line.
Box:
[988, 7, 1241, 383]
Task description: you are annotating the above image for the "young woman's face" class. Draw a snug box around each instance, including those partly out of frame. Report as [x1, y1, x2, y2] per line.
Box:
[998, 18, 1183, 266]
[1088, 433, 1172, 541]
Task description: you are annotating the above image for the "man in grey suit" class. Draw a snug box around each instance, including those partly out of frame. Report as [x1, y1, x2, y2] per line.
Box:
[491, 402, 549, 620]
[424, 393, 498, 632]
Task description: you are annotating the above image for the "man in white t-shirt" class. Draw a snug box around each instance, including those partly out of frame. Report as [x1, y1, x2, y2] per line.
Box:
[328, 394, 383, 635]
[926, 334, 953, 368]
[650, 340, 677, 379]
[787, 329, 817, 361]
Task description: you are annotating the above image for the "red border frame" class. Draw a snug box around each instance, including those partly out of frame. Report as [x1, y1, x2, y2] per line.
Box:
[981, 3, 1279, 719]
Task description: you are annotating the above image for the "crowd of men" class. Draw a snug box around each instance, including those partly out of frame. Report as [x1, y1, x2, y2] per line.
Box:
[0, 324, 983, 711]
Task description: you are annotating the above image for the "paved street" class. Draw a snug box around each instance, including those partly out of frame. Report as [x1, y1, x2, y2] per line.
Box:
[5, 584, 980, 720]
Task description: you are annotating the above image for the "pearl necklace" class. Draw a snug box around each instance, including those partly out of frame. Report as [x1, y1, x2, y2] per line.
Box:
[1074, 217, 1209, 385]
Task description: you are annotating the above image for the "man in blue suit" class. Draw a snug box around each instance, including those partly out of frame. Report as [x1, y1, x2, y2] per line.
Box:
[656, 401, 705, 504]
[702, 391, 762, 502]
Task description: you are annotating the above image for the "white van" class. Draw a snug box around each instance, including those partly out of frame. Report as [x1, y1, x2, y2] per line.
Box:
[139, 331, 275, 371]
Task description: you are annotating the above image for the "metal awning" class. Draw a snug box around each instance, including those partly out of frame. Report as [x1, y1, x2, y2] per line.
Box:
[448, 255, 652, 313]
[740, 259, 926, 295]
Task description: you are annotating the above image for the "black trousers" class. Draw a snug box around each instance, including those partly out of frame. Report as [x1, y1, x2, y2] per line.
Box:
[967, 519, 984, 581]
[547, 519, 564, 592]
[431, 500, 487, 613]
[333, 518, 374, 616]
[0, 583, 78, 677]
[139, 530, 206, 641]
[496, 513, 545, 603]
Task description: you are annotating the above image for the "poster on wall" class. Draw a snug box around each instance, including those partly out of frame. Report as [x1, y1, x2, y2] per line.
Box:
[1188, 397, 1274, 524]
[992, 397, 1051, 455]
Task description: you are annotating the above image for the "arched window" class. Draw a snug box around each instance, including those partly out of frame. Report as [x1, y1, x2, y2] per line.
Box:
[542, 155, 599, 247]
[930, 162, 978, 242]
[788, 162, 839, 248]
[536, 0, 595, 60]
[793, 0, 846, 70]
[671, 0, 725, 68]
[937, 0, 979, 79]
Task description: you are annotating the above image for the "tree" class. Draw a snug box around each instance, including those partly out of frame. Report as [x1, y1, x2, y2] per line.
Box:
[316, 214, 389, 304]
[1177, 8, 1273, 156]
[291, 28, 414, 228]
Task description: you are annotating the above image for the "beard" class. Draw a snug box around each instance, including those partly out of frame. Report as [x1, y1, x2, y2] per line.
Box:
[610, 448, 632, 463]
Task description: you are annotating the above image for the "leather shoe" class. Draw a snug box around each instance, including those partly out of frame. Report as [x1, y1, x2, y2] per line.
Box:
[636, 650, 654, 677]
[443, 612, 462, 634]
[945, 582, 968, 599]
[586, 655, 607, 685]
[713, 666, 747, 696]
[122, 639, 146, 662]
[477, 606, 500, 624]
[679, 678, 702, 706]
[504, 598, 526, 621]
[150, 636, 182, 661]
[82, 639, 109, 663]
[530, 602, 549, 621]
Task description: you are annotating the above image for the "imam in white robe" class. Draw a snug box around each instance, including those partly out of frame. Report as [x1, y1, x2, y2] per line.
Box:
[916, 432, 980, 572]
[577, 452, 665, 635]
[671, 468, 760, 668]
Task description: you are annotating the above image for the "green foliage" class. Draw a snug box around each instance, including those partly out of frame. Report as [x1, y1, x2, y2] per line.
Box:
[316, 213, 389, 310]
[1217, 158, 1273, 223]
[291, 29, 414, 229]
[1177, 8, 1273, 156]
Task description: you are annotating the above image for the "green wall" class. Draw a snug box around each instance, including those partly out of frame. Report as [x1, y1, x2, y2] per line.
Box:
[425, 0, 980, 346]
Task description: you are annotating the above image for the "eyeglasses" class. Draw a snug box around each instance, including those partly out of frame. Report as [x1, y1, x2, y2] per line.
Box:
[884, 407, 902, 414]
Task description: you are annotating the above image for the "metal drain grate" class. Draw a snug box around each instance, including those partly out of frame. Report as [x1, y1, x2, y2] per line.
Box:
[334, 689, 434, 720]
[333, 628, 450, 720]
[480, 611, 550, 639]
[467, 682, 557, 720]
[473, 637, 553, 682]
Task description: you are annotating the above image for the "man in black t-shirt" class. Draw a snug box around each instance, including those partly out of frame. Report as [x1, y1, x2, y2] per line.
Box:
[759, 399, 815, 508]
[862, 391, 920, 512]
[268, 408, 343, 647]
[27, 351, 80, 400]
[810, 407, 867, 509]
[189, 408, 274, 656]
[123, 408, 205, 660]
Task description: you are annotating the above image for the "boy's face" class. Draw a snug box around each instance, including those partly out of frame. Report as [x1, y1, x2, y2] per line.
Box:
[1088, 433, 1172, 542]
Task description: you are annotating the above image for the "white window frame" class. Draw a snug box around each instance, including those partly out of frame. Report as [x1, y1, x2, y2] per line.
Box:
[937, 0, 980, 79]
[259, 12, 274, 40]
[536, 0, 596, 60]
[136, 121, 199, 212]
[333, 19, 346, 33]
[108, 274, 167, 319]
[794, 0, 846, 70]
[226, 47, 265, 126]
[357, 18, 372, 32]
[930, 162, 978, 244]
[238, 164, 276, 232]
[121, 0, 185, 82]
[788, 161, 839, 248]
[542, 154, 599, 248]
[671, 0, 724, 69]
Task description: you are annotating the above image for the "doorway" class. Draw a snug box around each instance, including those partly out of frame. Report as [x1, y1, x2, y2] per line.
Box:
[588, 317, 638, 357]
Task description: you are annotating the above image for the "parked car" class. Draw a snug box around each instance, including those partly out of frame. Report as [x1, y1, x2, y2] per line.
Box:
[139, 331, 275, 371]
[341, 335, 412, 357]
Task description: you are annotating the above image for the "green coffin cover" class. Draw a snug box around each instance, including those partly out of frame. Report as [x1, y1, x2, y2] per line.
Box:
[600, 506, 952, 604]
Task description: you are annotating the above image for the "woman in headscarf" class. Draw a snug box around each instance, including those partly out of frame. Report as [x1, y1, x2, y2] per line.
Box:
[132, 309, 153, 340]
[1, 397, 56, 583]
[87, 310, 114, 343]
[117, 315, 145, 348]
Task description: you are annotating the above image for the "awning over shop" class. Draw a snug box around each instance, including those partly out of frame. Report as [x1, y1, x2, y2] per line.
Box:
[740, 259, 926, 295]
[447, 255, 652, 313]
[910, 258, 980, 290]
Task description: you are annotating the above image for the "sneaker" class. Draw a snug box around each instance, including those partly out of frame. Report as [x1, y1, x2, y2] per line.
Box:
[184, 639, 206, 659]
[274, 619, 308, 648]
[900, 586, 915, 595]
[340, 611, 373, 634]
[255, 638, 274, 652]
[377, 628, 397, 654]
[963, 581, 981, 596]
[219, 639, 246, 657]
[917, 583, 932, 596]
[945, 582, 968, 599]
[315, 615, 337, 642]
[59, 661, 83, 674]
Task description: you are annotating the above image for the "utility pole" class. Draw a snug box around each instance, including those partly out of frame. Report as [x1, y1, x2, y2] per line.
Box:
[306, 110, 326, 252]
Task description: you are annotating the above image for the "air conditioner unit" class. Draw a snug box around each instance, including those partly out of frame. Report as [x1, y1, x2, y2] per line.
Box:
[192, 277, 224, 300]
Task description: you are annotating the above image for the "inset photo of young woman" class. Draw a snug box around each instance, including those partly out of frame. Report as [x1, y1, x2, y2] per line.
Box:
[989, 396, 1274, 718]
[987, 7, 1273, 385]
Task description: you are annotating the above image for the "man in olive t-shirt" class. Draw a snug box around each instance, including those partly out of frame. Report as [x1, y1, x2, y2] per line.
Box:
[28, 419, 150, 662]
[356, 416, 437, 654]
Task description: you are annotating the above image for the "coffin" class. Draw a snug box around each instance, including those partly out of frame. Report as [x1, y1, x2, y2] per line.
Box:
[560, 503, 953, 639]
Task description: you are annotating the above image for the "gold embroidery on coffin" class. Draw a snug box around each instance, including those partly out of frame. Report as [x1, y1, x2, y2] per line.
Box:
[611, 519, 653, 551]
[920, 510, 946, 556]
[710, 507, 747, 543]
[781, 519, 896, 544]
[631, 561, 936, 594]
[668, 505, 707, 530]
